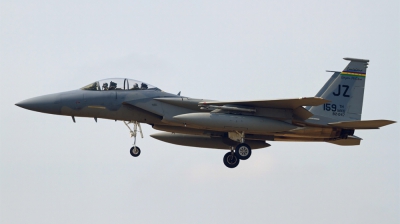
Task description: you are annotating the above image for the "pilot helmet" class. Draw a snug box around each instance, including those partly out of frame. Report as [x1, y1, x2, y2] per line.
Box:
[110, 81, 117, 88]
[141, 83, 148, 89]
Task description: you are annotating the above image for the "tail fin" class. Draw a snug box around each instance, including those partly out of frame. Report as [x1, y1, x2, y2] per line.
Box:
[304, 71, 340, 110]
[309, 58, 369, 121]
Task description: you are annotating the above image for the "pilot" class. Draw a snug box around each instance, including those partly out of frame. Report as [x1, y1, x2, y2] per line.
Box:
[131, 83, 139, 90]
[102, 83, 109, 90]
[109, 81, 117, 90]
[140, 83, 148, 89]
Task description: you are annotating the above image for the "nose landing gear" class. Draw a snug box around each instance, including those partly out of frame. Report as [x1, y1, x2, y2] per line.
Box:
[130, 146, 141, 157]
[124, 121, 143, 157]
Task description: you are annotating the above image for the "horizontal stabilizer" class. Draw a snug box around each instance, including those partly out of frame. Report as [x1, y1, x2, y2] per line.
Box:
[328, 120, 396, 129]
[199, 97, 329, 109]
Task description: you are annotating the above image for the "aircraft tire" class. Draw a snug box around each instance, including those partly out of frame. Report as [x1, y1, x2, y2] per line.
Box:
[235, 143, 252, 160]
[130, 146, 141, 157]
[223, 152, 240, 168]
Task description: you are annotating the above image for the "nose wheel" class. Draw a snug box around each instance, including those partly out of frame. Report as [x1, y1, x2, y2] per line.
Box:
[130, 146, 141, 157]
[124, 121, 143, 157]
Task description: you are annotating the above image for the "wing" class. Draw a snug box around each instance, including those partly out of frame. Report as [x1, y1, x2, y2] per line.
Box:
[153, 97, 329, 120]
[197, 97, 330, 121]
[198, 97, 329, 109]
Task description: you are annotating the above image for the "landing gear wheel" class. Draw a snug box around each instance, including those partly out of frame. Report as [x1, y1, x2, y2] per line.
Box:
[130, 146, 141, 157]
[223, 152, 240, 168]
[235, 143, 252, 160]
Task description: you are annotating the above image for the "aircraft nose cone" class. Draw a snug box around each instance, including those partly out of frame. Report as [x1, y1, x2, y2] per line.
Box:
[16, 93, 61, 114]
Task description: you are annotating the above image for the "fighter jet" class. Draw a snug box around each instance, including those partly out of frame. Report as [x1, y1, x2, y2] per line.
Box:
[16, 58, 395, 168]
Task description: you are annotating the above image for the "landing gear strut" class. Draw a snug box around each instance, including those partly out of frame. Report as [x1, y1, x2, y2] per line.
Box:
[124, 121, 143, 157]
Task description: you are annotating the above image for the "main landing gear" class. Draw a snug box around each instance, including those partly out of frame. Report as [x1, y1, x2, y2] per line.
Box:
[223, 143, 252, 168]
[223, 150, 240, 168]
[124, 121, 143, 157]
[223, 131, 252, 168]
[235, 143, 252, 160]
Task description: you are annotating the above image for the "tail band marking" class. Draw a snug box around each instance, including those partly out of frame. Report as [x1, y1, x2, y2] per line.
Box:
[340, 72, 366, 77]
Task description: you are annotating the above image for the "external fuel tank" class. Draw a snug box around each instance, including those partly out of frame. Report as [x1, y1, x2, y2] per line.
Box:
[150, 132, 270, 149]
[173, 112, 297, 134]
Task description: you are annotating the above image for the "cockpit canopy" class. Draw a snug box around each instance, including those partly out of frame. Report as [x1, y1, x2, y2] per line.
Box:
[81, 78, 160, 91]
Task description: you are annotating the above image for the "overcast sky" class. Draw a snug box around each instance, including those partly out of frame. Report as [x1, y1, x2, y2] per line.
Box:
[1, 1, 399, 223]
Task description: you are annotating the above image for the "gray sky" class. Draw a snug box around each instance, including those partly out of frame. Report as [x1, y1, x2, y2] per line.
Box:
[1, 1, 399, 223]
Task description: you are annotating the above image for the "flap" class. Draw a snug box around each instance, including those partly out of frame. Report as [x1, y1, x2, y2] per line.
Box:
[328, 119, 396, 129]
[199, 97, 329, 109]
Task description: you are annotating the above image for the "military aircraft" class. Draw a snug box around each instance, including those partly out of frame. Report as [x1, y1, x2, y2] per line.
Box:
[16, 58, 395, 168]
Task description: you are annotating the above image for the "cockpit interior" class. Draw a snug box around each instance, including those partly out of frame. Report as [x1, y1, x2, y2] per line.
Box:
[81, 78, 160, 91]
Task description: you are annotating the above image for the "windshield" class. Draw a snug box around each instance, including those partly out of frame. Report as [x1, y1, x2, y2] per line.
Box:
[81, 78, 160, 91]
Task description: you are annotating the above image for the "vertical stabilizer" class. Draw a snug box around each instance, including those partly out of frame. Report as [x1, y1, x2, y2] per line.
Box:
[304, 71, 340, 110]
[309, 58, 369, 121]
